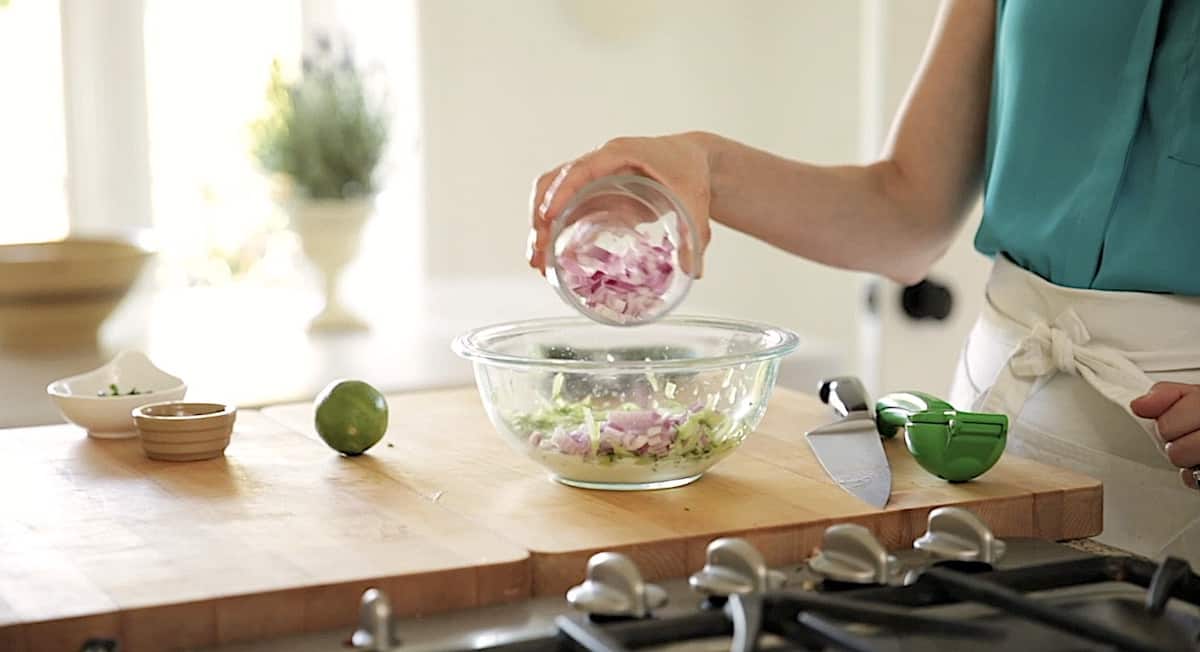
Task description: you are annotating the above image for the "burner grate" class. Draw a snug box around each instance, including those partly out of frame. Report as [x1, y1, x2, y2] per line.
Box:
[460, 555, 1200, 652]
[847, 555, 1200, 607]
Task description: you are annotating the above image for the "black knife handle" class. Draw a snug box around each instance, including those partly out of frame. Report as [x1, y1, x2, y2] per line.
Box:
[818, 377, 870, 417]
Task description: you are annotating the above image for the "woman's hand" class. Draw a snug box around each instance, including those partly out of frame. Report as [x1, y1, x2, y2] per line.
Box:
[1131, 382, 1200, 490]
[527, 133, 715, 277]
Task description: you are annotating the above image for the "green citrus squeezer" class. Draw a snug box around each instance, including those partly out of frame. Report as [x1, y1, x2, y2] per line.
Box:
[874, 391, 1008, 483]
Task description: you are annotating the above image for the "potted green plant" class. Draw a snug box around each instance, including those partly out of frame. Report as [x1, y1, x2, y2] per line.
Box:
[251, 37, 389, 332]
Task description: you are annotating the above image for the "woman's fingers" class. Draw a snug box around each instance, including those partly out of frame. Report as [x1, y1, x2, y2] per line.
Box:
[677, 204, 710, 279]
[1165, 430, 1200, 468]
[538, 163, 573, 220]
[528, 145, 635, 271]
[1131, 382, 1200, 490]
[528, 165, 566, 273]
[1152, 387, 1200, 442]
[541, 145, 640, 225]
[1130, 381, 1195, 420]
[527, 134, 714, 280]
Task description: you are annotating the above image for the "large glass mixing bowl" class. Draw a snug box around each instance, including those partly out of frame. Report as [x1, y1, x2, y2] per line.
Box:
[452, 316, 799, 490]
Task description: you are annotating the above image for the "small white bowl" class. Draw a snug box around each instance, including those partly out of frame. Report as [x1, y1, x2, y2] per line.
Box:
[47, 351, 187, 438]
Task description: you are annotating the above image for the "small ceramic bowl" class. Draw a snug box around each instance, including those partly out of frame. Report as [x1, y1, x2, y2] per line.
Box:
[133, 402, 237, 462]
[47, 351, 187, 438]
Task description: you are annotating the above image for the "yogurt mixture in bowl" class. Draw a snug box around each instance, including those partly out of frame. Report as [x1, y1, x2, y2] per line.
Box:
[453, 316, 799, 490]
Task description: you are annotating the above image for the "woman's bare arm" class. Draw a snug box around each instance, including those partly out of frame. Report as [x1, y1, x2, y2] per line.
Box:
[530, 0, 995, 285]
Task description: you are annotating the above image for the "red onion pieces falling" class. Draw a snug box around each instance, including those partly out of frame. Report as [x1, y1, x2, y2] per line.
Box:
[557, 223, 676, 324]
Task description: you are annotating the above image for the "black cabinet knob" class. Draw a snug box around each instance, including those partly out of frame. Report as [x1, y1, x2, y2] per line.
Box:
[901, 279, 953, 321]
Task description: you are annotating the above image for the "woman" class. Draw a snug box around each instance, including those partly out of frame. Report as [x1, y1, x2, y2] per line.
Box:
[526, 0, 1200, 563]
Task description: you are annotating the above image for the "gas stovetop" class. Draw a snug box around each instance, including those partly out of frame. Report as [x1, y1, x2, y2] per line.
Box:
[207, 508, 1200, 652]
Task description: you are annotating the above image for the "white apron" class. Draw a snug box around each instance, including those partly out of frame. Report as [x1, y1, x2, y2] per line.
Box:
[949, 256, 1200, 565]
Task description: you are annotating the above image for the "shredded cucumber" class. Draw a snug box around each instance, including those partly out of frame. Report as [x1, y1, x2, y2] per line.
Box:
[509, 400, 736, 464]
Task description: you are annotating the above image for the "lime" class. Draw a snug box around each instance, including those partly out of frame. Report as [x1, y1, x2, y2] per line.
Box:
[313, 379, 389, 456]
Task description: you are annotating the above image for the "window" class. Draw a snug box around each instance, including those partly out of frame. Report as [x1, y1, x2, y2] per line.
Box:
[0, 0, 69, 245]
[140, 0, 420, 289]
[143, 0, 303, 286]
[2, 0, 420, 295]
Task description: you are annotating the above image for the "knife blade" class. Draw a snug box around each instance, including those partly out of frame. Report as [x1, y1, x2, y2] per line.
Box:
[806, 377, 892, 508]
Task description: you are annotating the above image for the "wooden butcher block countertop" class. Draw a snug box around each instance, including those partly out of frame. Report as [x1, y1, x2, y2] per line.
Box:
[261, 387, 1102, 594]
[0, 386, 1101, 651]
[0, 411, 528, 652]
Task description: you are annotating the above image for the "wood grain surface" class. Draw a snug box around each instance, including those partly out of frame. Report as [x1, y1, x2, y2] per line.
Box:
[2, 386, 1102, 650]
[261, 387, 1102, 595]
[0, 411, 528, 651]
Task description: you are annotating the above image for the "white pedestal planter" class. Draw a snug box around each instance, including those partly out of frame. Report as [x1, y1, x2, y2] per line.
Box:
[285, 197, 372, 332]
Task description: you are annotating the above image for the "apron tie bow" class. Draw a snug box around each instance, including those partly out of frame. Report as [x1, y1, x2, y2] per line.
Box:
[1010, 310, 1091, 378]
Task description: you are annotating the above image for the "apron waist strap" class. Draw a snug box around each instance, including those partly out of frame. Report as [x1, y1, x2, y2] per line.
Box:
[974, 258, 1200, 454]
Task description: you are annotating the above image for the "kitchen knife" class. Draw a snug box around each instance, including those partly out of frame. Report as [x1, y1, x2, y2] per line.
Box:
[806, 377, 892, 508]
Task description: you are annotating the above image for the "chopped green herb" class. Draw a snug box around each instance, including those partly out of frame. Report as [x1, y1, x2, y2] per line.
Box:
[96, 384, 151, 397]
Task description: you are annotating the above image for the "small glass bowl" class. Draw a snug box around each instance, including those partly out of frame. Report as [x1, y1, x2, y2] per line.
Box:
[546, 175, 699, 327]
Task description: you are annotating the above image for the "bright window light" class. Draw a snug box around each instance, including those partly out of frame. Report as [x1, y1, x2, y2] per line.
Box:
[142, 0, 304, 287]
[0, 0, 69, 245]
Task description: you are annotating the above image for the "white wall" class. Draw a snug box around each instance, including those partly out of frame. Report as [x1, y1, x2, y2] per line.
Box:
[863, 0, 993, 396]
[416, 0, 866, 370]
[414, 1, 985, 393]
[61, 0, 153, 234]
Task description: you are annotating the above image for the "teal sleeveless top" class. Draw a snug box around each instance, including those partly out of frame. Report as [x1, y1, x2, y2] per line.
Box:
[975, 0, 1200, 294]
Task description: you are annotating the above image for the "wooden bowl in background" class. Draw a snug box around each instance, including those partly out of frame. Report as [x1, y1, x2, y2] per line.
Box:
[0, 236, 154, 351]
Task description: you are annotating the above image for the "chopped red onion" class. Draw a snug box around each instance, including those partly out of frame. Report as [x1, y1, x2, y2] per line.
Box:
[558, 228, 676, 323]
[606, 409, 662, 432]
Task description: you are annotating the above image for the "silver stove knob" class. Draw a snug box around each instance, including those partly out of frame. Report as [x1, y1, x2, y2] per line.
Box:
[689, 538, 787, 596]
[350, 588, 401, 651]
[566, 552, 667, 618]
[914, 507, 1006, 563]
[807, 523, 899, 585]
